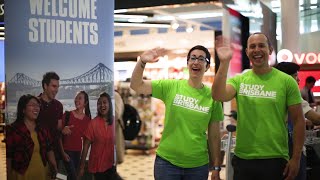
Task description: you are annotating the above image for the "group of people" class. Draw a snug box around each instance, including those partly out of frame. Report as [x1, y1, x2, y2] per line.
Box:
[5, 31, 319, 180]
[6, 72, 120, 180]
[130, 32, 318, 180]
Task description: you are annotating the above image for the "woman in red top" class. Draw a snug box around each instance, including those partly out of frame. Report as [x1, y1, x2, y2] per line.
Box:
[60, 91, 91, 180]
[78, 92, 119, 180]
[6, 94, 58, 180]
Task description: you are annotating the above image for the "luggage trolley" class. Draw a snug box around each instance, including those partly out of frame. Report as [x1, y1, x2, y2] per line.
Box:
[221, 124, 236, 180]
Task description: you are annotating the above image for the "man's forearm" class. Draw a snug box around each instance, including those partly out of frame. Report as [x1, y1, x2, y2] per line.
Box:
[292, 119, 305, 160]
[212, 62, 230, 101]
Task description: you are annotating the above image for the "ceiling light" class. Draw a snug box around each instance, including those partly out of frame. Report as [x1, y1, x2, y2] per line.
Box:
[114, 9, 128, 14]
[127, 18, 145, 23]
[155, 15, 175, 21]
[178, 12, 222, 19]
[114, 22, 171, 28]
[171, 21, 179, 30]
[310, 0, 318, 4]
[271, 0, 281, 8]
[186, 25, 193, 33]
[114, 14, 148, 19]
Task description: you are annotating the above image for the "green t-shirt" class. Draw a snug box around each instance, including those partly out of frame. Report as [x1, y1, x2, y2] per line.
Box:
[152, 79, 223, 168]
[227, 68, 302, 160]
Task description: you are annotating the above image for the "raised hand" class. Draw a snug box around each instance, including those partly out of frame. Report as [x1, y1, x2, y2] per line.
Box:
[215, 36, 233, 63]
[140, 47, 166, 63]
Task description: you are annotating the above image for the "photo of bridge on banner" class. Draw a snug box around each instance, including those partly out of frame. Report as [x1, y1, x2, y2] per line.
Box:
[5, 63, 114, 123]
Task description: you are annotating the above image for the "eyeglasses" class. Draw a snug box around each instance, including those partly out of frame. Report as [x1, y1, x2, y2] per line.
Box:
[189, 56, 208, 64]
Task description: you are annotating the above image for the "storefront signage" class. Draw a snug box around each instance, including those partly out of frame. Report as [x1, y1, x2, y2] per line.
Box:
[277, 49, 320, 65]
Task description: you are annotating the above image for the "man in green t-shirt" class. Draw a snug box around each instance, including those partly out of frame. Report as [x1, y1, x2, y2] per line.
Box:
[212, 33, 305, 180]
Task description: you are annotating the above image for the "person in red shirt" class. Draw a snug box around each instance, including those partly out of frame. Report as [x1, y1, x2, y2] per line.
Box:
[6, 94, 58, 179]
[60, 91, 91, 180]
[78, 92, 121, 180]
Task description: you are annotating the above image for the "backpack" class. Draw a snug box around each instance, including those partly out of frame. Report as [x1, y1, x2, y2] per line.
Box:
[122, 104, 142, 140]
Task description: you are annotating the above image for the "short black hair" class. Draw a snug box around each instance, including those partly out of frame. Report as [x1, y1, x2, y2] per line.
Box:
[274, 62, 300, 75]
[306, 76, 316, 83]
[187, 45, 211, 67]
[41, 72, 60, 90]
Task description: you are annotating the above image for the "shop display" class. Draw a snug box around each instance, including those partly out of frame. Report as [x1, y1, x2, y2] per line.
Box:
[117, 81, 162, 152]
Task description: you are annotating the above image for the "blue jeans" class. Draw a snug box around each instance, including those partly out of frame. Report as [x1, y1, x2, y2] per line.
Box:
[154, 155, 209, 180]
[63, 150, 81, 180]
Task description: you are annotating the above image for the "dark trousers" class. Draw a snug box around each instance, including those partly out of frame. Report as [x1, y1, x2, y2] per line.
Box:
[94, 166, 123, 180]
[232, 155, 287, 180]
[63, 150, 81, 180]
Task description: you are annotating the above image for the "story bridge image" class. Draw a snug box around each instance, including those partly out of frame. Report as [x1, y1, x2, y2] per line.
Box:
[7, 63, 114, 101]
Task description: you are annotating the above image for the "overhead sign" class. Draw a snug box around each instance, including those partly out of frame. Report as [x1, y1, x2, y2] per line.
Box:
[277, 49, 320, 65]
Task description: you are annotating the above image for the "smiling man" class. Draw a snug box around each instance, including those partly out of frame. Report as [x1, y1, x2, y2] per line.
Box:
[37, 71, 63, 176]
[212, 33, 305, 180]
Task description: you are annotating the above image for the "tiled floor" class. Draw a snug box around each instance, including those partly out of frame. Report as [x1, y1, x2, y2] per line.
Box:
[117, 149, 227, 180]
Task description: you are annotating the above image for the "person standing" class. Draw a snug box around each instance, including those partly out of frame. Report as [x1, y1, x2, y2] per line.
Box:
[37, 72, 63, 170]
[212, 33, 305, 180]
[6, 94, 58, 180]
[130, 46, 224, 180]
[60, 91, 91, 180]
[78, 92, 121, 180]
[275, 61, 320, 180]
[300, 76, 319, 108]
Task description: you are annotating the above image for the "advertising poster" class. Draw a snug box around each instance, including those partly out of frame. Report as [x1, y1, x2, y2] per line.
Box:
[5, 0, 114, 123]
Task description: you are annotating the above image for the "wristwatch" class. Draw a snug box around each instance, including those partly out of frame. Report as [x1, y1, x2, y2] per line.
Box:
[210, 166, 221, 171]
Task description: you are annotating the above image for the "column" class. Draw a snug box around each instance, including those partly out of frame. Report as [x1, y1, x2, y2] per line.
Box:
[281, 0, 300, 53]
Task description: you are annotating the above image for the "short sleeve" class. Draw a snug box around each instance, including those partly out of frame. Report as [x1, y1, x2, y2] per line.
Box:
[302, 99, 312, 115]
[152, 79, 176, 101]
[227, 75, 240, 92]
[58, 102, 63, 120]
[287, 77, 302, 106]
